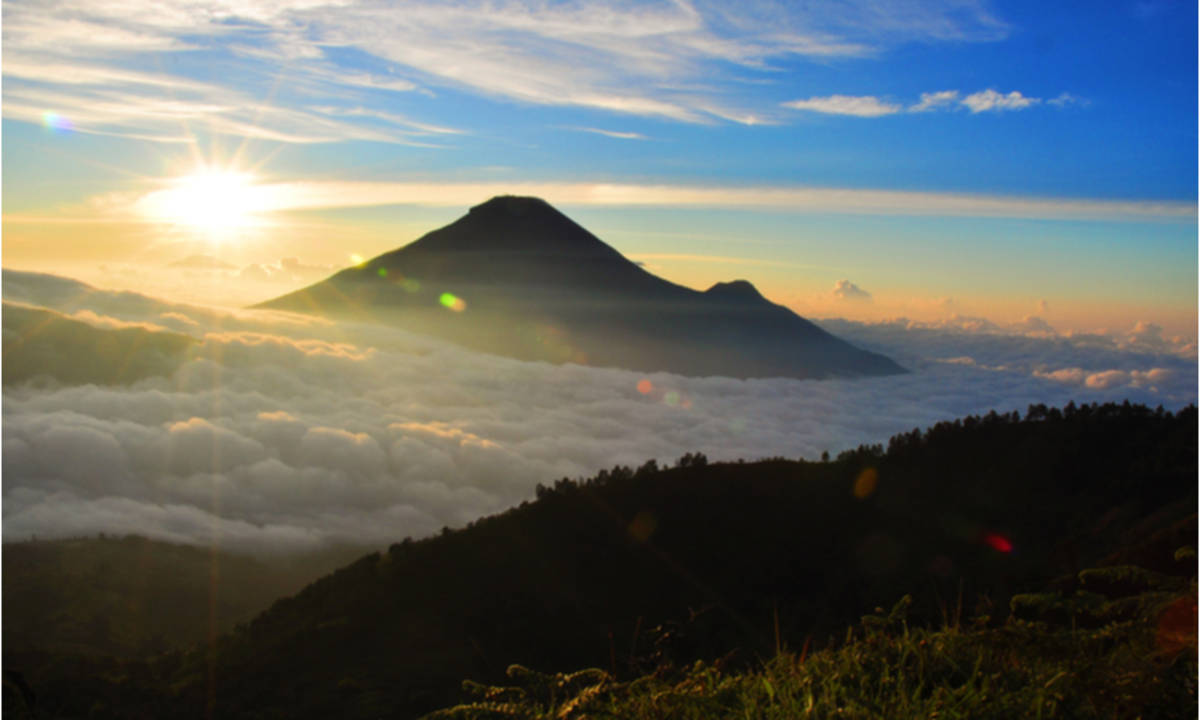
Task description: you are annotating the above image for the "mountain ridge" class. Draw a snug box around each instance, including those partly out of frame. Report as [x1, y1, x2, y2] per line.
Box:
[256, 196, 905, 379]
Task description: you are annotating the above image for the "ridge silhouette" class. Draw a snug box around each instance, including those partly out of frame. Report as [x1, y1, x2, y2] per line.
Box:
[704, 279, 768, 303]
[257, 196, 904, 379]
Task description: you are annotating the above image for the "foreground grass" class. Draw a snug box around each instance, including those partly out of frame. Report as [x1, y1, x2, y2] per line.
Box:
[427, 571, 1197, 720]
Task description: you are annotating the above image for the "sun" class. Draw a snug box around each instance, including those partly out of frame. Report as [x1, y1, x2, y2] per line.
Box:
[140, 167, 267, 240]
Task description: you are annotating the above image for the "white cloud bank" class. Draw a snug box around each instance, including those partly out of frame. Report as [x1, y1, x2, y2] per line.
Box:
[3, 270, 1195, 555]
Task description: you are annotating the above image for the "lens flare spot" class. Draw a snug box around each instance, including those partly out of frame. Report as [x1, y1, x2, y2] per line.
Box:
[1156, 596, 1197, 655]
[637, 379, 653, 395]
[377, 267, 387, 277]
[853, 468, 878, 499]
[628, 510, 657, 543]
[439, 292, 466, 312]
[42, 111, 73, 131]
[664, 390, 680, 406]
[983, 533, 1013, 553]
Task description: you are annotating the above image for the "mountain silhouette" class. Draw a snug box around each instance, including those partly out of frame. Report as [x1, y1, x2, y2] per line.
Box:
[257, 196, 904, 379]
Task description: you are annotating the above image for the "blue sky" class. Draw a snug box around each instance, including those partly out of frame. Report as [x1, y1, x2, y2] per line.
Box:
[1, 0, 1196, 335]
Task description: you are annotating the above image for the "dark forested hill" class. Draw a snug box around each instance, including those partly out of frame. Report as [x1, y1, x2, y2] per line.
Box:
[5, 402, 1195, 719]
[3, 536, 373, 661]
[256, 196, 903, 379]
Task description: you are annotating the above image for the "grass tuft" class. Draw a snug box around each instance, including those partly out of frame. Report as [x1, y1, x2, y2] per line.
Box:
[424, 567, 1196, 720]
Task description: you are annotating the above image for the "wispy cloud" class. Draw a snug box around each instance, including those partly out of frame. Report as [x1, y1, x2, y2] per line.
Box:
[1, 59, 212, 91]
[909, 89, 960, 112]
[567, 127, 650, 140]
[630, 253, 826, 270]
[1047, 92, 1089, 108]
[308, 106, 464, 138]
[2, 14, 194, 53]
[784, 87, 1066, 117]
[2, 78, 457, 146]
[2, 0, 1014, 140]
[91, 179, 1196, 223]
[961, 89, 1039, 113]
[782, 95, 902, 117]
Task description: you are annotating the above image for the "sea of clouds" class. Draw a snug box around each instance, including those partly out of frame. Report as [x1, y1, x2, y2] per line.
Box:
[3, 269, 1195, 555]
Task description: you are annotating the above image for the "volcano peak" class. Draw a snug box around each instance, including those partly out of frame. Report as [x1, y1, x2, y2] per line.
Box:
[257, 198, 905, 379]
[397, 194, 620, 261]
[468, 195, 554, 217]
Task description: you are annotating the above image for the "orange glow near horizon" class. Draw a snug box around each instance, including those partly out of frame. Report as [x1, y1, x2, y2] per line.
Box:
[0, 196, 1194, 344]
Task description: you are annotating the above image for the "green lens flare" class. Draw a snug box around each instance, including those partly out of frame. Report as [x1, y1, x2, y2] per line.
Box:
[439, 292, 466, 312]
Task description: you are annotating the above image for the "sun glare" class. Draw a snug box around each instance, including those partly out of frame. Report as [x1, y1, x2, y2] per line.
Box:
[141, 168, 266, 239]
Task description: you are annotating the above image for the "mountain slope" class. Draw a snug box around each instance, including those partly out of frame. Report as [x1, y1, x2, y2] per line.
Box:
[256, 196, 903, 379]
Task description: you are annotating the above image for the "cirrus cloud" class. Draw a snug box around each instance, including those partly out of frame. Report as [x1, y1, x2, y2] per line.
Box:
[2, 0, 1012, 139]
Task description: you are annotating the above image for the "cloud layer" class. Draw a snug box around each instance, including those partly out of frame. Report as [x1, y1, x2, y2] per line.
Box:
[3, 270, 1195, 555]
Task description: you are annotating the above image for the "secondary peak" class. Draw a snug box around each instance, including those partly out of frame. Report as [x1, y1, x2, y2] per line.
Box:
[705, 279, 766, 301]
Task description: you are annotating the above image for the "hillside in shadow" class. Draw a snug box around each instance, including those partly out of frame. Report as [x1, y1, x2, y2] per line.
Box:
[3, 536, 374, 661]
[4, 402, 1195, 719]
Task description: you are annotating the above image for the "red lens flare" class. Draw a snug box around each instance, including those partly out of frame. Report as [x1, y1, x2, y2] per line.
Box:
[982, 533, 1013, 553]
